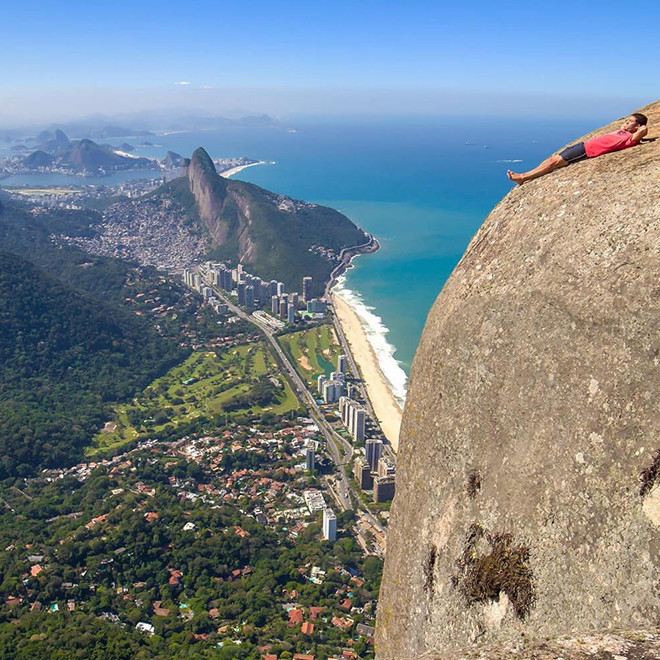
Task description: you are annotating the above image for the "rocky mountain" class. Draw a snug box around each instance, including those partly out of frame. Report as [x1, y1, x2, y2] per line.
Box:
[64, 139, 136, 170]
[23, 149, 54, 168]
[58, 146, 367, 292]
[162, 150, 187, 169]
[376, 100, 660, 658]
[22, 134, 156, 174]
[38, 128, 71, 154]
[185, 147, 367, 294]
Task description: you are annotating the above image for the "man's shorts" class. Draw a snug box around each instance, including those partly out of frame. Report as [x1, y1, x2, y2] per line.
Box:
[558, 142, 588, 164]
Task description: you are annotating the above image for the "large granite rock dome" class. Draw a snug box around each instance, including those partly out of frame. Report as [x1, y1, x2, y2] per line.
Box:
[376, 100, 660, 659]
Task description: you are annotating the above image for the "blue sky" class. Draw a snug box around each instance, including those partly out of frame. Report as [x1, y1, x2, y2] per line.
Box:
[1, 0, 658, 122]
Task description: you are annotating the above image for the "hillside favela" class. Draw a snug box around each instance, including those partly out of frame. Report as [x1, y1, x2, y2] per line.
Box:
[2, 3, 660, 660]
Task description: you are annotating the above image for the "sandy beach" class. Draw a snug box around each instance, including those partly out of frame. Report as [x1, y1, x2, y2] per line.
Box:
[332, 294, 403, 451]
[220, 161, 269, 178]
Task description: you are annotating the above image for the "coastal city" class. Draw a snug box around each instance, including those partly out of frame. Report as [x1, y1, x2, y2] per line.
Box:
[0, 175, 398, 658]
[181, 259, 399, 515]
[0, 100, 401, 659]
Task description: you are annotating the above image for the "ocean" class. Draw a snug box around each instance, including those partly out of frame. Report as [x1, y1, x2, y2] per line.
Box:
[2, 115, 608, 402]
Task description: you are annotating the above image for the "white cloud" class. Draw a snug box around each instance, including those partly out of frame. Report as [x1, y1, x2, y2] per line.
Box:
[199, 85, 214, 89]
[174, 81, 192, 86]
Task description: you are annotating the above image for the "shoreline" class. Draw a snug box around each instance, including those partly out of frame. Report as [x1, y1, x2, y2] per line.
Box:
[326, 234, 404, 452]
[219, 161, 271, 178]
[331, 292, 403, 452]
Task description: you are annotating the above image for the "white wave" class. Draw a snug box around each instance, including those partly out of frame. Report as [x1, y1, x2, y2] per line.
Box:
[495, 159, 523, 163]
[333, 273, 408, 408]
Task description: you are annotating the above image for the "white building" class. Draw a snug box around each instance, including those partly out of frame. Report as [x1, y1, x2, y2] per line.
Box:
[323, 508, 337, 541]
[136, 622, 155, 635]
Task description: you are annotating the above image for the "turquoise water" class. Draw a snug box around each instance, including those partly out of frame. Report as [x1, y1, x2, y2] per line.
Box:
[5, 115, 607, 398]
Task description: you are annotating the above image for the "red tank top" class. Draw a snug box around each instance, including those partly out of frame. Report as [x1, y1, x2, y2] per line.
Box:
[584, 130, 638, 158]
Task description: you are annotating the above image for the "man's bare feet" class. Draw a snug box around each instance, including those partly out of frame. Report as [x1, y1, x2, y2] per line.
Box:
[507, 169, 524, 185]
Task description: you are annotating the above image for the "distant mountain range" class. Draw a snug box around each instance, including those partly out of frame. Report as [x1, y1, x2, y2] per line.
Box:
[0, 113, 293, 143]
[19, 129, 157, 174]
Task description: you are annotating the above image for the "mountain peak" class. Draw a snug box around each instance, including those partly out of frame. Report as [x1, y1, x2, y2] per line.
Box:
[54, 129, 70, 144]
[190, 147, 217, 175]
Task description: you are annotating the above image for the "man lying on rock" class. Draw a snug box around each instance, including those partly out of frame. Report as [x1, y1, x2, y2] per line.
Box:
[507, 113, 648, 185]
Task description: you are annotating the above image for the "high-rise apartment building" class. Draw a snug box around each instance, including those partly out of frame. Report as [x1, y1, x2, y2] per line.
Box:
[377, 456, 396, 479]
[353, 455, 374, 490]
[306, 447, 315, 471]
[237, 282, 246, 306]
[366, 439, 383, 471]
[353, 408, 366, 442]
[302, 276, 313, 303]
[322, 508, 337, 541]
[245, 285, 254, 309]
[373, 476, 396, 503]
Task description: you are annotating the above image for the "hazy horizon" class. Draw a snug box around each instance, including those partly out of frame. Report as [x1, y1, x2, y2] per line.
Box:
[0, 87, 652, 131]
[3, 0, 659, 129]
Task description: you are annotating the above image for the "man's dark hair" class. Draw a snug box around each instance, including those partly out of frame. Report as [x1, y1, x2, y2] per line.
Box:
[632, 112, 648, 126]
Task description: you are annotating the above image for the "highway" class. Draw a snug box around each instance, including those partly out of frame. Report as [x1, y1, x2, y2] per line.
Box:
[199, 265, 387, 539]
[205, 278, 355, 511]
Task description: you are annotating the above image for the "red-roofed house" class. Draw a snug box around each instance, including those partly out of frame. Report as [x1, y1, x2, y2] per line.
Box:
[153, 601, 171, 616]
[332, 616, 354, 630]
[309, 606, 325, 620]
[288, 608, 304, 626]
[293, 655, 315, 660]
[301, 621, 315, 635]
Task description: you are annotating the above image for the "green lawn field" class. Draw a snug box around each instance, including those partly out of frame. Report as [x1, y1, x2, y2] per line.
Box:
[278, 324, 343, 389]
[89, 343, 300, 455]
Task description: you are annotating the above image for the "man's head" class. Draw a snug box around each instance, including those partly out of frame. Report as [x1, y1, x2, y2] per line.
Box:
[622, 113, 648, 132]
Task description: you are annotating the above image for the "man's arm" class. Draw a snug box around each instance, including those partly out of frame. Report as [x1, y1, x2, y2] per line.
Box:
[631, 125, 648, 143]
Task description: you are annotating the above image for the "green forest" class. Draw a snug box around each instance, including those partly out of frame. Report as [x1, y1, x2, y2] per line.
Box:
[0, 251, 186, 477]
